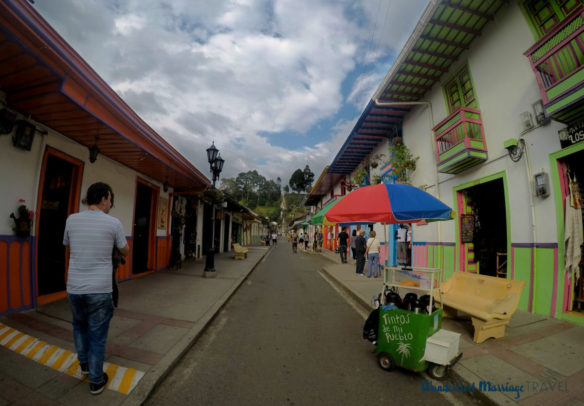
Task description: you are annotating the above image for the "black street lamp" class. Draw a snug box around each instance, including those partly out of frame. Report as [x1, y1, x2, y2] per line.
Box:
[204, 142, 225, 276]
[206, 142, 224, 187]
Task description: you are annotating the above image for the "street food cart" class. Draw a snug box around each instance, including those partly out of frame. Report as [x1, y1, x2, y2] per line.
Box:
[375, 266, 462, 380]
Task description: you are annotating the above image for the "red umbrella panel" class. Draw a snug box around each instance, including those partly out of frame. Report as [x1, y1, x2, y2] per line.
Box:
[324, 183, 453, 225]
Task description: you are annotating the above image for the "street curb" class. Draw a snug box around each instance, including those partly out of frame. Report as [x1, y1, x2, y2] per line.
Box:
[320, 266, 372, 315]
[121, 247, 272, 406]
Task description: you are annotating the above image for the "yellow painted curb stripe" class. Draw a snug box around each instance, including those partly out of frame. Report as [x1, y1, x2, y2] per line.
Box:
[0, 323, 144, 395]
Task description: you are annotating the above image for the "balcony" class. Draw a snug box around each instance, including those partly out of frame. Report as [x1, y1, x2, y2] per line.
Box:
[525, 8, 584, 124]
[433, 107, 487, 174]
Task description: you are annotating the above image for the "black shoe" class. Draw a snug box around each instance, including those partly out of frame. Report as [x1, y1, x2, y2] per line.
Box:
[90, 373, 108, 395]
[80, 362, 89, 375]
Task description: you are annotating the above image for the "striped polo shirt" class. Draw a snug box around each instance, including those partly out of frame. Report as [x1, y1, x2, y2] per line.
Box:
[63, 209, 127, 294]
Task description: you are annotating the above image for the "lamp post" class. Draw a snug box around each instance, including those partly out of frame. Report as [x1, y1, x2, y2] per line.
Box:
[204, 142, 224, 276]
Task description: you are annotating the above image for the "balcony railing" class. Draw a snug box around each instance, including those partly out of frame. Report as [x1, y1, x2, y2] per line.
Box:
[525, 8, 584, 123]
[432, 107, 487, 174]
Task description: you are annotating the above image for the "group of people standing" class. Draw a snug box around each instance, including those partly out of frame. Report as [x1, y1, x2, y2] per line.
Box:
[290, 230, 323, 253]
[337, 227, 381, 278]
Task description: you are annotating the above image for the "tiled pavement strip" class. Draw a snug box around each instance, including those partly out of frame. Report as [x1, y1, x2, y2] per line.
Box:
[0, 322, 144, 395]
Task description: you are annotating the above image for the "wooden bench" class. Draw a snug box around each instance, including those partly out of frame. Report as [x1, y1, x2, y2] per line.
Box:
[434, 271, 526, 343]
[233, 243, 248, 260]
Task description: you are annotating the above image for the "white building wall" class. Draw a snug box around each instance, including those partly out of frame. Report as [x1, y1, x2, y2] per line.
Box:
[403, 0, 564, 245]
[0, 105, 170, 238]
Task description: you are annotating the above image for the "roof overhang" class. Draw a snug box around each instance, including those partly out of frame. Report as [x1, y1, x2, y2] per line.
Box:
[0, 0, 210, 191]
[328, 0, 507, 176]
[305, 166, 343, 206]
[373, 0, 506, 105]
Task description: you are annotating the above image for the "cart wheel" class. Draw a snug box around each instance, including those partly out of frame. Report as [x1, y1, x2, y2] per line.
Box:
[427, 363, 449, 381]
[377, 352, 395, 371]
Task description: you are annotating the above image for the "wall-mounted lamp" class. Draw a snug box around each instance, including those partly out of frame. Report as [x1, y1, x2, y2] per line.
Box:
[0, 109, 17, 134]
[13, 121, 36, 150]
[532, 100, 550, 126]
[534, 172, 549, 198]
[88, 144, 99, 163]
[504, 138, 524, 162]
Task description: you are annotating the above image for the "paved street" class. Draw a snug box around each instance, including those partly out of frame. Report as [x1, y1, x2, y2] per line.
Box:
[145, 242, 481, 405]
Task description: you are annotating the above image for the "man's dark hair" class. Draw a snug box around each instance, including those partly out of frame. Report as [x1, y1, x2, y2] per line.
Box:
[86, 182, 114, 207]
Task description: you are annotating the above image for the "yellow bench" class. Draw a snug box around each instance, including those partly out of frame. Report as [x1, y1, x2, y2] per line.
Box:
[233, 243, 248, 260]
[435, 271, 526, 343]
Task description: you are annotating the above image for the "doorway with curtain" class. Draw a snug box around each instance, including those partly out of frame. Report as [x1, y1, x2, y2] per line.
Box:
[559, 151, 584, 313]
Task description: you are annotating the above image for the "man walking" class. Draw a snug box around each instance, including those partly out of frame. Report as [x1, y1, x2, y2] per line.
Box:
[337, 227, 349, 263]
[354, 229, 367, 275]
[63, 182, 129, 395]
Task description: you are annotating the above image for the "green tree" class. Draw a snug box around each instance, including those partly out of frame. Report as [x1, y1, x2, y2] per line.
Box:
[220, 178, 241, 200]
[302, 165, 315, 192]
[289, 169, 306, 193]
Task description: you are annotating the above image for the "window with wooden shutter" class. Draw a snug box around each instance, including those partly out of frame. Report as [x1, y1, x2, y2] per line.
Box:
[444, 65, 476, 114]
[524, 0, 583, 38]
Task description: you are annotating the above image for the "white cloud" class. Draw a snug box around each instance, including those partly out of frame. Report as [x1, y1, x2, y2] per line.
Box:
[33, 0, 428, 183]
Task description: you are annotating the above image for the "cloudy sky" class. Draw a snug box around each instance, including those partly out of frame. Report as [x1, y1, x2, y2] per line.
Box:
[33, 0, 428, 185]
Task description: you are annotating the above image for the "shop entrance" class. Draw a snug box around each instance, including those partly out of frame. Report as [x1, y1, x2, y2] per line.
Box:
[37, 149, 82, 303]
[459, 179, 507, 277]
[132, 181, 156, 274]
[560, 150, 584, 313]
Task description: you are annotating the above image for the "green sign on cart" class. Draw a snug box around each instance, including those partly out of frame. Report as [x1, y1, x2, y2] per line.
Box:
[377, 308, 442, 372]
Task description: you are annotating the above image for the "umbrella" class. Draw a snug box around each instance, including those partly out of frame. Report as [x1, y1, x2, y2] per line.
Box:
[325, 183, 452, 225]
[310, 196, 343, 226]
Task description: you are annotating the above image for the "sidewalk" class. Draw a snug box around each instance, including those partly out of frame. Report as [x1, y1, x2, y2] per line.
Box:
[315, 247, 584, 406]
[1, 244, 583, 405]
[0, 246, 270, 406]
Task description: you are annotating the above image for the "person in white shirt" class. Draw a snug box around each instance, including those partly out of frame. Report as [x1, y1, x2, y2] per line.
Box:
[366, 230, 381, 278]
[396, 225, 408, 265]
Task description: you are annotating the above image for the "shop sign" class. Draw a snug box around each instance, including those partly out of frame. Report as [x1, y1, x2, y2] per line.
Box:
[560, 119, 584, 148]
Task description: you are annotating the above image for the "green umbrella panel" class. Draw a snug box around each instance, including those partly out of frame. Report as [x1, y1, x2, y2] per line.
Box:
[310, 196, 343, 226]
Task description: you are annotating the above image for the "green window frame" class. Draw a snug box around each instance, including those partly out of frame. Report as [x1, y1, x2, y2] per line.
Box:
[523, 0, 583, 38]
[443, 65, 477, 114]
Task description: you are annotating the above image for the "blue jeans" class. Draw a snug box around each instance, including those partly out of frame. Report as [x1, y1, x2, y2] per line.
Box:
[367, 253, 379, 277]
[68, 293, 114, 384]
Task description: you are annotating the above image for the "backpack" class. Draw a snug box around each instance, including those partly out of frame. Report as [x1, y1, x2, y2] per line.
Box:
[362, 307, 379, 343]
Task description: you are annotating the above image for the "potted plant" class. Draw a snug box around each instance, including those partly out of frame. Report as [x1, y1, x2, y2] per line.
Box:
[389, 139, 418, 184]
[353, 167, 369, 186]
[10, 199, 34, 238]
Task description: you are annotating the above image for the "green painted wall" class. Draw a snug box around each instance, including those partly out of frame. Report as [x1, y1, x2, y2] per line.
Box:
[443, 245, 455, 279]
[533, 247, 557, 315]
[512, 247, 532, 311]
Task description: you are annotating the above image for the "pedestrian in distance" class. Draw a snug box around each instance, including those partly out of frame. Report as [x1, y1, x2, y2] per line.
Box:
[317, 231, 324, 252]
[366, 230, 381, 278]
[354, 229, 367, 275]
[272, 231, 277, 245]
[337, 227, 349, 263]
[350, 229, 357, 261]
[63, 182, 129, 395]
[291, 231, 298, 253]
[304, 233, 310, 250]
[396, 225, 407, 265]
